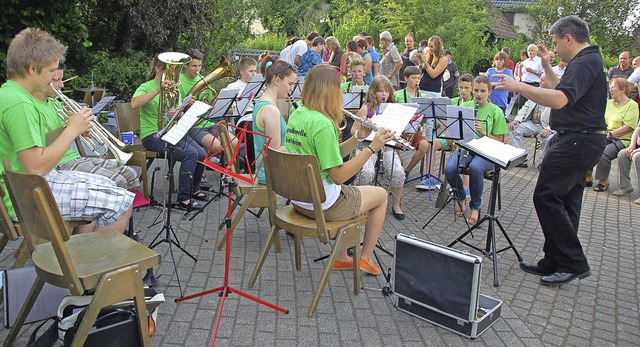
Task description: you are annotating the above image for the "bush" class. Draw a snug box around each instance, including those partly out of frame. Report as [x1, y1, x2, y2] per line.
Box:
[241, 32, 289, 51]
[67, 50, 149, 101]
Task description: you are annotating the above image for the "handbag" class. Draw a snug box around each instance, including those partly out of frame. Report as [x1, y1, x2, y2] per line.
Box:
[27, 288, 164, 347]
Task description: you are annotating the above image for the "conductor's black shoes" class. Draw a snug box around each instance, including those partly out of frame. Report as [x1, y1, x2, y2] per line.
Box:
[519, 260, 555, 276]
[540, 270, 591, 286]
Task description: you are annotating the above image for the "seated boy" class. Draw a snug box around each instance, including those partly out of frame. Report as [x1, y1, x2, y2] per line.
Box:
[0, 28, 133, 234]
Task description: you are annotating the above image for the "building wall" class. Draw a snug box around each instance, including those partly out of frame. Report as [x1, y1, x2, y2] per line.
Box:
[513, 13, 536, 39]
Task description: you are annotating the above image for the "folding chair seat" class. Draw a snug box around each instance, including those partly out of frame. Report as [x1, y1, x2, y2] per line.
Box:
[2, 166, 160, 347]
[248, 148, 366, 316]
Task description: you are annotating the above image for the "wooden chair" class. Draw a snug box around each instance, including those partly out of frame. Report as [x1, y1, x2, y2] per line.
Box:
[0, 185, 30, 276]
[115, 102, 164, 198]
[2, 167, 160, 347]
[248, 148, 366, 316]
[214, 124, 271, 251]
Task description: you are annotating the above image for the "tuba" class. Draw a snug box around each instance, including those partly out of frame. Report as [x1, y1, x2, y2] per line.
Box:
[157, 52, 192, 131]
[188, 56, 235, 104]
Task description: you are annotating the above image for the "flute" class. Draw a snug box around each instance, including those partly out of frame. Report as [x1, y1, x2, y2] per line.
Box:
[342, 108, 414, 150]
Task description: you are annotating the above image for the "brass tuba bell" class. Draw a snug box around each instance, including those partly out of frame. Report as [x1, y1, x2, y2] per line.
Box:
[157, 52, 192, 130]
[188, 56, 236, 104]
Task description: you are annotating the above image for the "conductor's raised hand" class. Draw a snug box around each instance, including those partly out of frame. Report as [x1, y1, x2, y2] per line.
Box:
[370, 127, 396, 151]
[66, 107, 94, 135]
[537, 44, 553, 66]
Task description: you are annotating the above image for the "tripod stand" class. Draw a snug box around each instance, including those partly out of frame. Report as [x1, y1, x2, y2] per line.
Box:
[176, 123, 288, 346]
[147, 144, 197, 296]
[448, 165, 522, 286]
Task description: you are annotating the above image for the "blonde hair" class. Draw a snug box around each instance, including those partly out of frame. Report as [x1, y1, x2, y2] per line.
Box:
[302, 65, 344, 130]
[425, 36, 444, 69]
[365, 75, 396, 110]
[146, 56, 165, 81]
[7, 28, 67, 79]
[325, 36, 341, 51]
[610, 77, 632, 96]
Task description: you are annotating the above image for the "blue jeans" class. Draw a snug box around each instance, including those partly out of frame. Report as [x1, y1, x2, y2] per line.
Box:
[444, 150, 494, 210]
[142, 135, 206, 202]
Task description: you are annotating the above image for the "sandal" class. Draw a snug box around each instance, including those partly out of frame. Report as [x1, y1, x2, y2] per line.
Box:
[175, 200, 204, 210]
[593, 183, 608, 192]
[192, 191, 210, 201]
[466, 209, 480, 225]
[454, 200, 467, 217]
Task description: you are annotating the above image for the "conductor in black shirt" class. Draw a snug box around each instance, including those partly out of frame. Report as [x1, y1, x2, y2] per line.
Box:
[494, 16, 607, 286]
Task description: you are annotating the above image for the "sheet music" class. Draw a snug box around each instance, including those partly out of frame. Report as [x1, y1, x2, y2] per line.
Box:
[401, 103, 422, 133]
[161, 101, 211, 145]
[364, 103, 418, 144]
[464, 136, 526, 168]
[203, 87, 240, 120]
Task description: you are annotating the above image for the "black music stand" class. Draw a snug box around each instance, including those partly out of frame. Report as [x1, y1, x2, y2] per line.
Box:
[423, 105, 478, 229]
[147, 100, 212, 295]
[176, 122, 288, 345]
[448, 138, 526, 286]
[404, 97, 451, 198]
[291, 75, 305, 99]
[232, 75, 265, 117]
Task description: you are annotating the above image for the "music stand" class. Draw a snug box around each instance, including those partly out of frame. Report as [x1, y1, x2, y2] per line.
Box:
[448, 137, 526, 287]
[422, 105, 477, 229]
[148, 100, 212, 296]
[404, 97, 452, 198]
[233, 75, 265, 117]
[291, 75, 305, 99]
[176, 122, 288, 346]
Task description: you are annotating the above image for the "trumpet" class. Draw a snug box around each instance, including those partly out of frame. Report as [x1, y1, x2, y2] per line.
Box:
[49, 84, 133, 166]
[342, 108, 414, 150]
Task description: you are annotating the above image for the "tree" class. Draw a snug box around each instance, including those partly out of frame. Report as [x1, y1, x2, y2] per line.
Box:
[526, 0, 640, 56]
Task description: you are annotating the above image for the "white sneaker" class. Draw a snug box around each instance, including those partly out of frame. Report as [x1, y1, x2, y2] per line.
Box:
[612, 187, 634, 196]
[416, 178, 441, 190]
[634, 197, 640, 205]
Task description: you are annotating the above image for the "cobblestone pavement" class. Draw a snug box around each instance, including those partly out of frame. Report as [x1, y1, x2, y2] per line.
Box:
[1, 136, 639, 346]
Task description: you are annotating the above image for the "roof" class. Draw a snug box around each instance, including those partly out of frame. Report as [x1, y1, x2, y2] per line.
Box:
[491, 0, 534, 9]
[492, 12, 520, 40]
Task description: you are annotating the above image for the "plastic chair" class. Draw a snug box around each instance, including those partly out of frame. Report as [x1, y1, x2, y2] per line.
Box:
[2, 167, 160, 347]
[248, 148, 366, 316]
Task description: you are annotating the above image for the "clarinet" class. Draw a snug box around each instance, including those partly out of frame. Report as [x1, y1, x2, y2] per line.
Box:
[288, 93, 299, 109]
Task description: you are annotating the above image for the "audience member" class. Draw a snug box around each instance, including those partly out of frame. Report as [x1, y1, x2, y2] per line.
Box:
[297, 36, 325, 76]
[592, 78, 639, 192]
[442, 50, 460, 98]
[608, 51, 633, 80]
[502, 47, 515, 71]
[378, 31, 402, 89]
[508, 73, 555, 169]
[486, 51, 513, 115]
[615, 121, 640, 204]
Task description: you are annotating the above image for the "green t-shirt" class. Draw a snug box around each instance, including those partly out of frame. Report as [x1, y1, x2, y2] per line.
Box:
[285, 106, 343, 182]
[462, 100, 508, 138]
[0, 81, 53, 217]
[179, 74, 198, 99]
[34, 98, 81, 165]
[604, 99, 639, 146]
[133, 80, 167, 140]
[394, 88, 426, 103]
